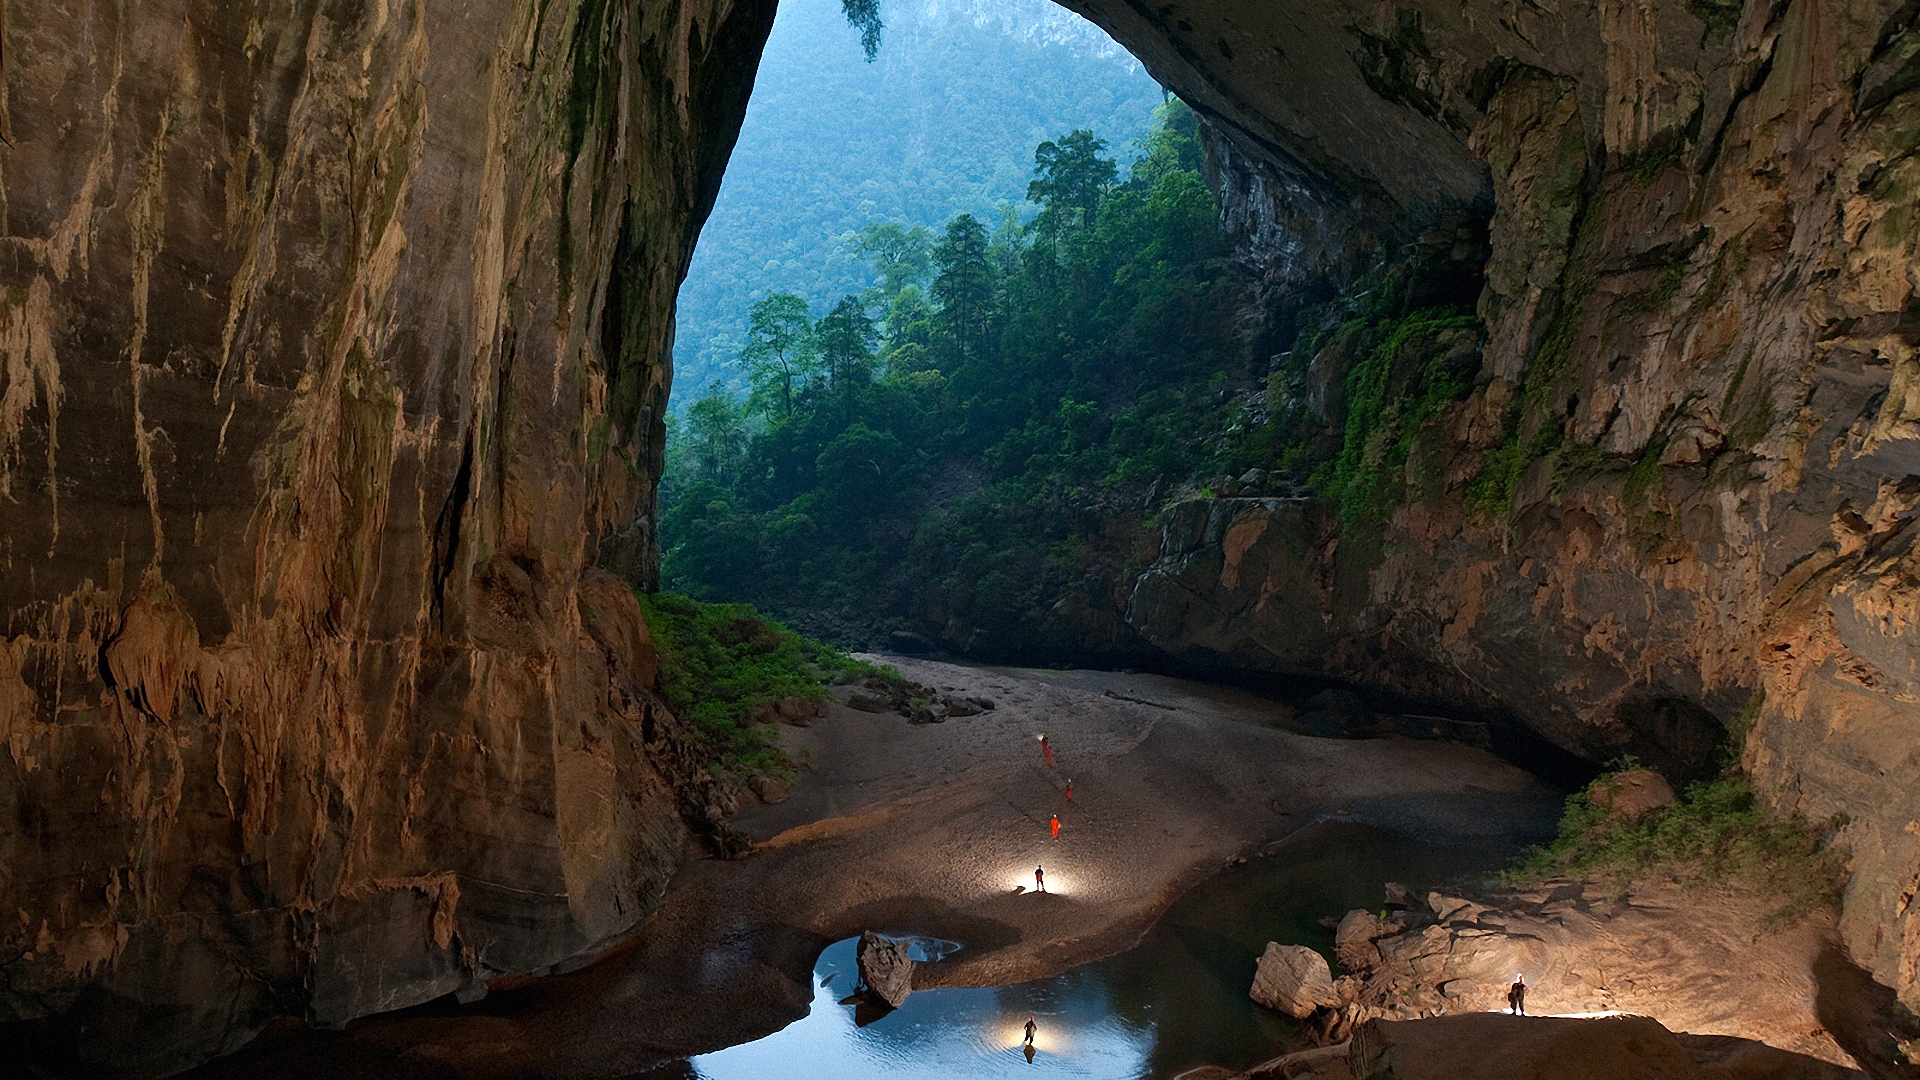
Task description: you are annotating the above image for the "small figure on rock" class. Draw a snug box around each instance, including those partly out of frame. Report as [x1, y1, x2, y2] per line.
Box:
[1507, 974, 1527, 1016]
[1050, 814, 1060, 839]
[1064, 778, 1074, 802]
[1024, 1014, 1038, 1046]
[1039, 733, 1054, 768]
[1035, 865, 1047, 893]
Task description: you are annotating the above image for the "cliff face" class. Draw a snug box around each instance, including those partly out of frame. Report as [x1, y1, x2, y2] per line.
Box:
[7, 0, 1920, 1071]
[0, 0, 775, 1071]
[1058, 0, 1920, 1011]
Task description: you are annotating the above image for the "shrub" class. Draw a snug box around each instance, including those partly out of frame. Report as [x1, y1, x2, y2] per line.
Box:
[1504, 768, 1847, 921]
[637, 590, 894, 778]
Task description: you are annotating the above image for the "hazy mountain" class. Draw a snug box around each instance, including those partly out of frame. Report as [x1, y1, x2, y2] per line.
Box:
[670, 0, 1164, 405]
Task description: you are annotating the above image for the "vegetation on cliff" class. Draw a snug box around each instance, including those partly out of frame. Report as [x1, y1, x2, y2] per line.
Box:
[1506, 768, 1847, 920]
[638, 591, 893, 776]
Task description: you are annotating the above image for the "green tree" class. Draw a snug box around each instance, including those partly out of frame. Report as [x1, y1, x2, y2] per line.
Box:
[739, 292, 819, 419]
[684, 383, 747, 483]
[1028, 129, 1117, 236]
[881, 284, 935, 375]
[842, 0, 883, 60]
[932, 213, 996, 368]
[816, 294, 879, 395]
[848, 222, 934, 301]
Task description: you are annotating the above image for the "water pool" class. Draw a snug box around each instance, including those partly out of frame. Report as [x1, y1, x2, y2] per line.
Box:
[682, 821, 1527, 1079]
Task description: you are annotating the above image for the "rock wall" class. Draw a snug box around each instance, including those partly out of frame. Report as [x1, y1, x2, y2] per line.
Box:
[1054, 0, 1920, 1010]
[6, 0, 1920, 1069]
[0, 0, 775, 1071]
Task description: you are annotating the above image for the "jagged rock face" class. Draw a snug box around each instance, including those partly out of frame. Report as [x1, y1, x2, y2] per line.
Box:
[0, 0, 775, 1072]
[1060, 0, 1920, 1010]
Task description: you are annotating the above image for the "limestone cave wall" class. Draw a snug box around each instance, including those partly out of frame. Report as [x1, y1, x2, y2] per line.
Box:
[6, 0, 1920, 1071]
[0, 0, 777, 1072]
[1059, 0, 1920, 1011]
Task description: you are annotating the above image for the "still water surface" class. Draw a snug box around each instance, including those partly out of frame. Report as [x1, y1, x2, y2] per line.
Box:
[688, 821, 1524, 1080]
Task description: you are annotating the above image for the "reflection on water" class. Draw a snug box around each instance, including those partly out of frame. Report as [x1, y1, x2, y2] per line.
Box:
[689, 822, 1523, 1080]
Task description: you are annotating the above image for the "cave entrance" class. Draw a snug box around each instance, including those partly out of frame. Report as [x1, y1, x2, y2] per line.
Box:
[658, 0, 1206, 657]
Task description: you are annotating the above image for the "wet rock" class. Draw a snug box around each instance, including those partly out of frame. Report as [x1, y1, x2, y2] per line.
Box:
[857, 931, 914, 1009]
[1589, 770, 1678, 819]
[1252, 942, 1341, 1019]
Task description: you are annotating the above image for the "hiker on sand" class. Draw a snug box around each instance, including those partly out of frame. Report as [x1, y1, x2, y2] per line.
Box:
[1507, 974, 1527, 1016]
[1050, 814, 1060, 839]
[1024, 1015, 1038, 1046]
[1039, 733, 1054, 768]
[1064, 778, 1074, 802]
[1035, 866, 1046, 893]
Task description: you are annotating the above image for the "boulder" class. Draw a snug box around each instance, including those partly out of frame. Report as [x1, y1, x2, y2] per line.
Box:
[1251, 942, 1340, 1018]
[1425, 894, 1488, 925]
[844, 689, 892, 713]
[1588, 770, 1678, 819]
[857, 931, 914, 1008]
[1335, 909, 1391, 969]
[1383, 882, 1421, 910]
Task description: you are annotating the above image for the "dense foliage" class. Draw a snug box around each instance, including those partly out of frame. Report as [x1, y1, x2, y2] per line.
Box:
[661, 104, 1291, 629]
[673, 0, 1164, 398]
[638, 591, 885, 777]
[1505, 769, 1846, 921]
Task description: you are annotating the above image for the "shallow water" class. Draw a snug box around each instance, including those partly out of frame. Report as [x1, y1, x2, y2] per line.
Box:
[686, 821, 1526, 1080]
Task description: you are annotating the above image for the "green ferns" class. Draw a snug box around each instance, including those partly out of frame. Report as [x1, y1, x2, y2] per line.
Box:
[1506, 769, 1846, 922]
[638, 590, 889, 777]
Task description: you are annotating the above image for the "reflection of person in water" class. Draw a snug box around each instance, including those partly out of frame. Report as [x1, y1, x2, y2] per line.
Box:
[1024, 1015, 1037, 1046]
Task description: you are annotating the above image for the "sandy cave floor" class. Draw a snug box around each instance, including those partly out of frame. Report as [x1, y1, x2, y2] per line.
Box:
[187, 659, 1575, 1079]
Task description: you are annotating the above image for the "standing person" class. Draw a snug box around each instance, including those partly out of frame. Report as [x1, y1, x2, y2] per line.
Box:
[1507, 974, 1527, 1016]
[1064, 778, 1073, 802]
[1050, 814, 1060, 839]
[1024, 1015, 1037, 1046]
[1034, 865, 1046, 892]
[1040, 733, 1054, 768]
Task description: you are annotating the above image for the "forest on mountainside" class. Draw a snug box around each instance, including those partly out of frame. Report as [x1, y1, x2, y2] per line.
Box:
[671, 0, 1165, 400]
[659, 101, 1491, 652]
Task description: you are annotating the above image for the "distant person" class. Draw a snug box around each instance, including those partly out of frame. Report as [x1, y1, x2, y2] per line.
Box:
[1040, 733, 1054, 768]
[1024, 1015, 1038, 1046]
[1050, 814, 1060, 839]
[1064, 778, 1074, 802]
[1508, 974, 1526, 1016]
[1035, 865, 1046, 893]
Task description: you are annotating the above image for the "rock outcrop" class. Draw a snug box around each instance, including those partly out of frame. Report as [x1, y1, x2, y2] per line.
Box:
[0, 0, 778, 1072]
[856, 930, 914, 1009]
[1317, 880, 1860, 1069]
[1051, 0, 1920, 1015]
[1251, 942, 1342, 1019]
